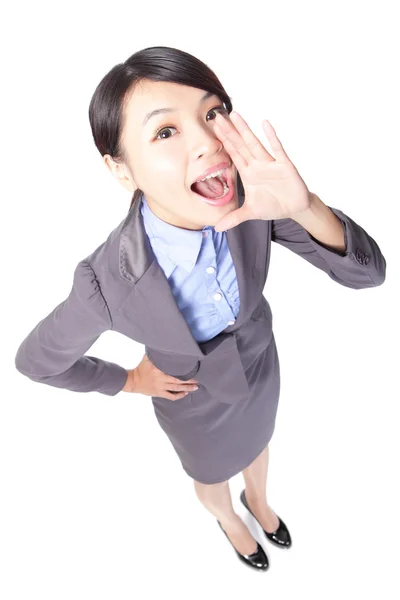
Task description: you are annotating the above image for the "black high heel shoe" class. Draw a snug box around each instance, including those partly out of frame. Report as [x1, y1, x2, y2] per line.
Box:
[217, 520, 269, 571]
[240, 489, 292, 549]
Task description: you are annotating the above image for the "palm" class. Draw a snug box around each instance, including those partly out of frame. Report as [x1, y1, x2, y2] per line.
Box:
[239, 159, 309, 220]
[212, 111, 311, 231]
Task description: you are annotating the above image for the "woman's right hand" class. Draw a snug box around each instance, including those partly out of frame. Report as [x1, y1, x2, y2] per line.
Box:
[122, 354, 199, 400]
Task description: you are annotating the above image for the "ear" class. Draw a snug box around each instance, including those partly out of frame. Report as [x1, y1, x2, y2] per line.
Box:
[103, 154, 138, 194]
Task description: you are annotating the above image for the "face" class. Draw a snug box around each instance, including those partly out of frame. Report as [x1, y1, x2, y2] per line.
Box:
[104, 79, 239, 230]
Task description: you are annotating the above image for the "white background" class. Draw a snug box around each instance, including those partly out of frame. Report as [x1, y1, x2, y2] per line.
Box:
[1, 0, 399, 597]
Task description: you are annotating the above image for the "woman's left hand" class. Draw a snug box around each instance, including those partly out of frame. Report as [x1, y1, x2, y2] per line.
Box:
[212, 111, 312, 232]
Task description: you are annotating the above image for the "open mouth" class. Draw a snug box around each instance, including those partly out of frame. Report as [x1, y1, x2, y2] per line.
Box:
[190, 166, 235, 206]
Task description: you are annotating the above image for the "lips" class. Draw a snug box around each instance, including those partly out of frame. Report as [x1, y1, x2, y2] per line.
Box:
[190, 161, 231, 187]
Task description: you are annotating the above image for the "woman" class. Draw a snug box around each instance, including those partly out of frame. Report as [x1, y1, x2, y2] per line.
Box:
[14, 46, 386, 571]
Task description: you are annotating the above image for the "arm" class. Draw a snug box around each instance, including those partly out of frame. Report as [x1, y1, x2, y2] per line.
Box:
[271, 196, 386, 289]
[14, 259, 129, 396]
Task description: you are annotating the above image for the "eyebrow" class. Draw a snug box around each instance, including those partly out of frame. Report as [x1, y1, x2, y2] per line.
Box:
[142, 91, 217, 127]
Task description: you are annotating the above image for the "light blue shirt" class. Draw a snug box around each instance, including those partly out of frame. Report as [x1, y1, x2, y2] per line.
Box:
[140, 194, 240, 343]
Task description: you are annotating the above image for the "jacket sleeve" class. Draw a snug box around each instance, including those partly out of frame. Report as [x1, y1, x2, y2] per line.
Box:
[14, 259, 129, 396]
[271, 206, 386, 289]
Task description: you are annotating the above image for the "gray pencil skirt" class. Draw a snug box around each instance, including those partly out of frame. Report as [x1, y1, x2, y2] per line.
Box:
[151, 333, 281, 484]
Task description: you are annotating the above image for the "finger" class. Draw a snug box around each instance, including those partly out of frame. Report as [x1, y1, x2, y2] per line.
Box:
[214, 205, 254, 232]
[214, 111, 273, 164]
[167, 376, 199, 384]
[229, 112, 275, 162]
[164, 382, 198, 392]
[164, 391, 190, 401]
[214, 125, 248, 172]
[262, 120, 290, 163]
[213, 113, 252, 166]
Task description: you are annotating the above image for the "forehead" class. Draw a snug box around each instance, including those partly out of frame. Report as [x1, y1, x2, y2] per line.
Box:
[123, 80, 220, 130]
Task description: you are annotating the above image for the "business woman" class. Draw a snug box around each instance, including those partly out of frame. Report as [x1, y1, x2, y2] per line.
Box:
[15, 46, 386, 571]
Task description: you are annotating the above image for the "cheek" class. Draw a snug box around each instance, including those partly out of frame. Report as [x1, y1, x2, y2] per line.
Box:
[149, 155, 184, 187]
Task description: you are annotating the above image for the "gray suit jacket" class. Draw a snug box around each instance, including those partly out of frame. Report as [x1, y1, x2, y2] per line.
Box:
[15, 190, 386, 399]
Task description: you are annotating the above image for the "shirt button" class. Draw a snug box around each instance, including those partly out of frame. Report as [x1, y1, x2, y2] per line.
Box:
[202, 231, 208, 237]
[213, 292, 222, 301]
[227, 320, 235, 325]
[206, 266, 215, 274]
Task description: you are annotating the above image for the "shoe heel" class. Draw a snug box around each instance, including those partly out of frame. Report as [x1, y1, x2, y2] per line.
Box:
[217, 520, 269, 571]
[240, 489, 292, 549]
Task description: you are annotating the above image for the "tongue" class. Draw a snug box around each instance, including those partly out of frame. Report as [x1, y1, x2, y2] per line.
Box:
[191, 176, 225, 199]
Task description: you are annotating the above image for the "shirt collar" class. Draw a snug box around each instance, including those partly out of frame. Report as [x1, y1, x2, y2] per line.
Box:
[141, 194, 212, 274]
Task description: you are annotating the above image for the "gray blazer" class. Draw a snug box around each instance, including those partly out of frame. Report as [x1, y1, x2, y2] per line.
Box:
[15, 190, 386, 401]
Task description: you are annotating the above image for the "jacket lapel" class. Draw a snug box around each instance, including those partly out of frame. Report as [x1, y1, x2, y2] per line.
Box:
[117, 188, 261, 358]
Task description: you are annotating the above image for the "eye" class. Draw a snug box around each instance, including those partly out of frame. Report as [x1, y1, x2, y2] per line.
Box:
[207, 105, 229, 121]
[153, 105, 229, 140]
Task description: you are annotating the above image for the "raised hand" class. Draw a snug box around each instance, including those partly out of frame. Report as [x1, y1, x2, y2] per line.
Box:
[212, 111, 311, 232]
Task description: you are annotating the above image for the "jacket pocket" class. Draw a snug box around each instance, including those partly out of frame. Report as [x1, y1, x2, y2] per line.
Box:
[145, 346, 200, 381]
[174, 361, 201, 381]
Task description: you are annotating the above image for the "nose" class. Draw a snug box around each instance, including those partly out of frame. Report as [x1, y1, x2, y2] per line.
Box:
[192, 121, 224, 159]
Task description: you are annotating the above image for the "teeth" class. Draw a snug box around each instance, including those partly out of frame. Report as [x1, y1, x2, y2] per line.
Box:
[196, 168, 227, 183]
[212, 180, 229, 199]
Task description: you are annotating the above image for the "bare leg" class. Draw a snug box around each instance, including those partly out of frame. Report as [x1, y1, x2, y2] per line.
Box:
[193, 478, 258, 555]
[241, 445, 280, 533]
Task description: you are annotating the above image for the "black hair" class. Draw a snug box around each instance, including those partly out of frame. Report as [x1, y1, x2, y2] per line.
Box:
[88, 46, 239, 211]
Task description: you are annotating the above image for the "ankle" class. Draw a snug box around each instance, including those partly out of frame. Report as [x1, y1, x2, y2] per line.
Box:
[219, 513, 243, 532]
[245, 489, 268, 507]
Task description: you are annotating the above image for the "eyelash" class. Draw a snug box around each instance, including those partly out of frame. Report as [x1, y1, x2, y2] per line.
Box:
[152, 105, 229, 140]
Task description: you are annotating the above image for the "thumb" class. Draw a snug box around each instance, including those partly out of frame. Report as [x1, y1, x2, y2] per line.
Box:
[213, 206, 250, 232]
